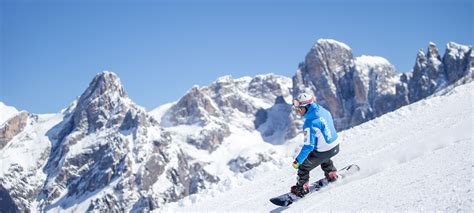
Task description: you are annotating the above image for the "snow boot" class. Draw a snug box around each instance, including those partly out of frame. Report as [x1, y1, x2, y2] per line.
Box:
[325, 171, 338, 182]
[290, 182, 309, 198]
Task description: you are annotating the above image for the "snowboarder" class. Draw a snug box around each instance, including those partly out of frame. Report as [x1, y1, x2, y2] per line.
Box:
[290, 92, 340, 198]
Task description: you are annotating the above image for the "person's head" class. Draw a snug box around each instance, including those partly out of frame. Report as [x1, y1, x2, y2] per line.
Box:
[293, 93, 315, 116]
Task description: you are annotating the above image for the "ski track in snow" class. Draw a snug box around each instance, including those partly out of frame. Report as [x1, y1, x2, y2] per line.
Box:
[161, 82, 473, 212]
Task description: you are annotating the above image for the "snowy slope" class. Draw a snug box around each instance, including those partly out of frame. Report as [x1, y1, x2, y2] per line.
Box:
[0, 113, 63, 209]
[0, 102, 19, 125]
[161, 81, 473, 212]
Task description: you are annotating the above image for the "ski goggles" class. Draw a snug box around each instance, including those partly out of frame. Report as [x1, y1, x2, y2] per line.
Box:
[292, 97, 313, 107]
[293, 106, 306, 113]
[292, 99, 307, 112]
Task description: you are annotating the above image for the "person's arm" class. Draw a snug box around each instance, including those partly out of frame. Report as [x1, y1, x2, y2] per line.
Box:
[295, 127, 316, 164]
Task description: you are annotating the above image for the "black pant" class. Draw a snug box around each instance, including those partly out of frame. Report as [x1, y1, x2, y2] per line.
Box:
[297, 144, 339, 186]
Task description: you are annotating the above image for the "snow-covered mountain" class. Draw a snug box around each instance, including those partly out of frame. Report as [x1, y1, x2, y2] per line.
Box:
[293, 39, 472, 130]
[150, 74, 294, 181]
[162, 80, 474, 212]
[408, 42, 473, 103]
[1, 39, 472, 212]
[1, 72, 218, 211]
[155, 74, 293, 149]
[0, 72, 296, 212]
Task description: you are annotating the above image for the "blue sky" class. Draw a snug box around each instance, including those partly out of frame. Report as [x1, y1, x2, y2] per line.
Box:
[1, 0, 472, 113]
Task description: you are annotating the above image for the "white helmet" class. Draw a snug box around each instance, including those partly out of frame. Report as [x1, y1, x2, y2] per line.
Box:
[293, 93, 315, 108]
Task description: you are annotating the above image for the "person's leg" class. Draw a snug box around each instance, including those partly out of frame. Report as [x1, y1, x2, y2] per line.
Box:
[296, 151, 325, 186]
[292, 150, 326, 197]
[320, 159, 337, 174]
[319, 145, 340, 181]
[295, 145, 340, 187]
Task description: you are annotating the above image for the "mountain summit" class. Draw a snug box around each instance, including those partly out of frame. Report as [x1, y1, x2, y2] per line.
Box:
[70, 71, 132, 133]
[80, 71, 127, 100]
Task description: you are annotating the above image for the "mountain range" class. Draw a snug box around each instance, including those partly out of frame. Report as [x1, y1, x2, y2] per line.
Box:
[0, 39, 472, 212]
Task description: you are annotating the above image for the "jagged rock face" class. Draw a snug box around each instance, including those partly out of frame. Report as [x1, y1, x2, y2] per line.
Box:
[71, 71, 132, 133]
[165, 75, 292, 126]
[186, 124, 230, 151]
[443, 42, 473, 84]
[293, 39, 402, 130]
[0, 113, 52, 211]
[0, 112, 49, 212]
[407, 42, 473, 102]
[294, 39, 354, 121]
[168, 87, 221, 126]
[228, 153, 273, 173]
[0, 112, 42, 211]
[0, 112, 31, 149]
[408, 43, 447, 102]
[162, 74, 292, 151]
[38, 72, 151, 208]
[293, 39, 356, 129]
[292, 40, 473, 131]
[351, 56, 401, 125]
[166, 151, 219, 198]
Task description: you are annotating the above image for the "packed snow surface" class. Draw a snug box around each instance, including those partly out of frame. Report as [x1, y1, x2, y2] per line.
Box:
[162, 82, 474, 212]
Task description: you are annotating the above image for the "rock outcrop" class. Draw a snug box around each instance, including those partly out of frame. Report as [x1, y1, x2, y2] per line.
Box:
[293, 39, 472, 131]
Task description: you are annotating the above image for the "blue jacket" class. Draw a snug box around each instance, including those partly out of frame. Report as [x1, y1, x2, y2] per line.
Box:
[295, 103, 339, 164]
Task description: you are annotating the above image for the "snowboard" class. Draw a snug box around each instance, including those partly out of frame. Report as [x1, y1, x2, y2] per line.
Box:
[269, 164, 360, 207]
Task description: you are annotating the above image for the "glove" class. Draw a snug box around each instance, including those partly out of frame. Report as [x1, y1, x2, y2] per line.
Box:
[292, 160, 300, 169]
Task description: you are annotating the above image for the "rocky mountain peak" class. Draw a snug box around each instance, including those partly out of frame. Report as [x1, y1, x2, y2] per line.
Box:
[160, 74, 292, 152]
[416, 48, 427, 60]
[165, 86, 220, 126]
[294, 39, 355, 129]
[446, 42, 471, 59]
[308, 39, 354, 73]
[78, 71, 127, 104]
[215, 75, 235, 84]
[33, 71, 216, 211]
[67, 71, 139, 133]
[427, 42, 441, 60]
[443, 42, 472, 84]
[164, 75, 288, 127]
[316, 39, 352, 52]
